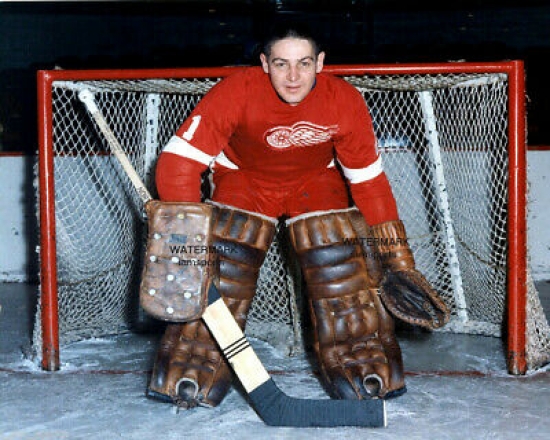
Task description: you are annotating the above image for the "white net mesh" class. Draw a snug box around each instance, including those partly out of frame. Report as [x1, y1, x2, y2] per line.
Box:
[35, 70, 550, 371]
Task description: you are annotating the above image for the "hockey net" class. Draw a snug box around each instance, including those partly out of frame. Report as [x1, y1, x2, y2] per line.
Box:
[35, 63, 550, 374]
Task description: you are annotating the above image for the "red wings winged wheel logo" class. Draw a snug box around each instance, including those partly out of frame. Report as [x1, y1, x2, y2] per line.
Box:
[265, 121, 339, 149]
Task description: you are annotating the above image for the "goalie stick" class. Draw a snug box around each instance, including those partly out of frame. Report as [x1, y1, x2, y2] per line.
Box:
[78, 88, 386, 428]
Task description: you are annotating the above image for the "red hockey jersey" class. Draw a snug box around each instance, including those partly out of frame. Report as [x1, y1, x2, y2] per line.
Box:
[157, 66, 398, 224]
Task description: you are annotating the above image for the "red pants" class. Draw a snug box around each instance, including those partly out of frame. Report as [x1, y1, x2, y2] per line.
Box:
[211, 168, 350, 218]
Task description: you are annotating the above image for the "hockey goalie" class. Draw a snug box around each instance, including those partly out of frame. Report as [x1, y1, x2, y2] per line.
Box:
[145, 23, 450, 410]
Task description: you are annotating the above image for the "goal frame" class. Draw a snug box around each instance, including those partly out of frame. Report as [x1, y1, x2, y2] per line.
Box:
[36, 61, 527, 374]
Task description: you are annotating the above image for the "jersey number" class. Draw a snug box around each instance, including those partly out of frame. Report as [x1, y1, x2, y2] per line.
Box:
[182, 115, 202, 141]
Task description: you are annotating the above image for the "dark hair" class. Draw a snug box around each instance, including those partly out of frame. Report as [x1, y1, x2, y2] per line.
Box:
[261, 21, 322, 58]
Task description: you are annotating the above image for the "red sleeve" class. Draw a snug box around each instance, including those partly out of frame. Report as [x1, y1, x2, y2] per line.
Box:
[155, 69, 252, 202]
[330, 79, 399, 225]
[155, 152, 206, 202]
[350, 173, 399, 225]
[332, 80, 378, 169]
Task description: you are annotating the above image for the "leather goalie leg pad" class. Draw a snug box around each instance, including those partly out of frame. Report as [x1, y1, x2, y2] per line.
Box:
[211, 203, 277, 321]
[147, 204, 277, 408]
[287, 208, 405, 400]
[147, 320, 226, 408]
[349, 212, 406, 398]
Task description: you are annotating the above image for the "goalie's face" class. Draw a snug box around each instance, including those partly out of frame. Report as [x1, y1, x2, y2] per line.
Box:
[260, 37, 325, 106]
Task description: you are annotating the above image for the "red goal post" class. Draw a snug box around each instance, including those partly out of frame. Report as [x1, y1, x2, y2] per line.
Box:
[36, 61, 547, 375]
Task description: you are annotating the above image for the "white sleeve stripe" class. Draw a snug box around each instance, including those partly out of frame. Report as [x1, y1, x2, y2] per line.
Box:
[214, 151, 239, 170]
[339, 155, 384, 184]
[162, 135, 215, 167]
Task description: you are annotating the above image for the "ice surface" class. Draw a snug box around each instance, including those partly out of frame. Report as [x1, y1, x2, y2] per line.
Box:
[1, 335, 550, 440]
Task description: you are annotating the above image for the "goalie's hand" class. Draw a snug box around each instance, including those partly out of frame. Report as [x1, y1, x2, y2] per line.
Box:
[379, 269, 450, 329]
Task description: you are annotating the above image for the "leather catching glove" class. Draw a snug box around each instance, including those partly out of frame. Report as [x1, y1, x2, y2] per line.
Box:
[371, 220, 450, 329]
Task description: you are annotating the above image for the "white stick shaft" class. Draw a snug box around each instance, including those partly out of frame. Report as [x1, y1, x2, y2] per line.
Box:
[202, 297, 271, 392]
[78, 89, 153, 204]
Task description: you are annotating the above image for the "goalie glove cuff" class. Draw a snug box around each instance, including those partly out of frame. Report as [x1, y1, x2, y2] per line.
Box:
[370, 220, 415, 270]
